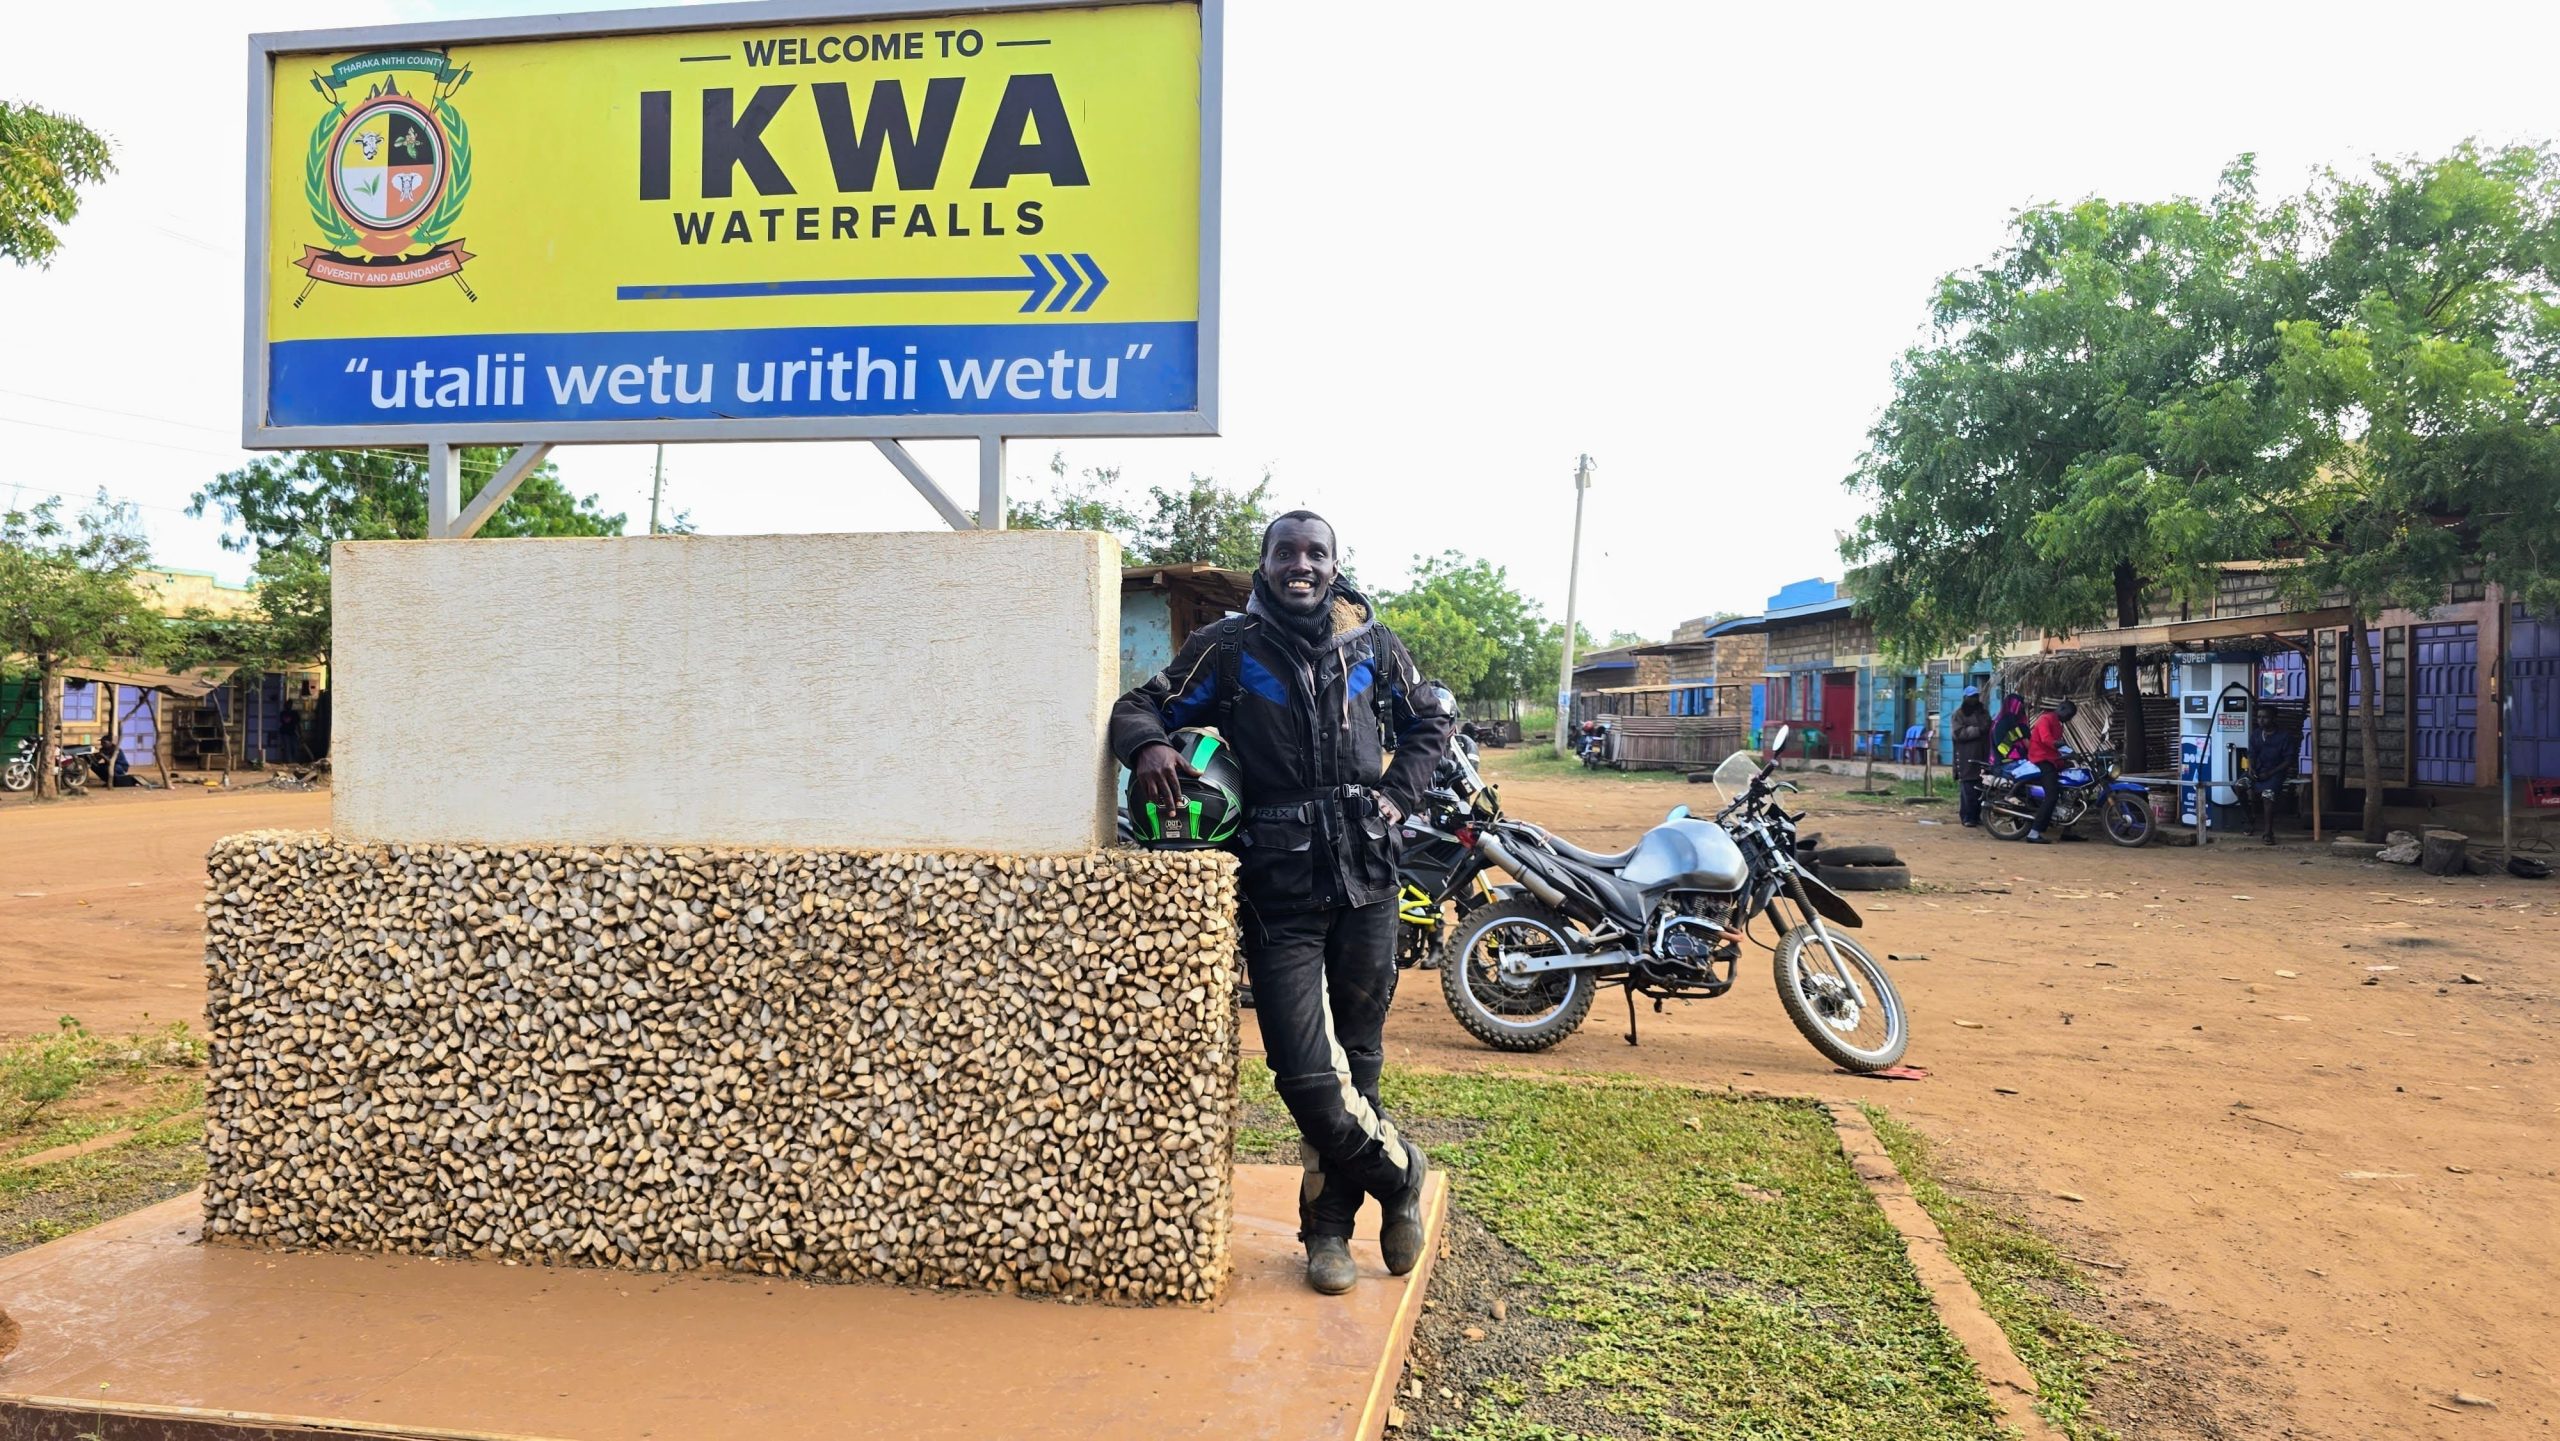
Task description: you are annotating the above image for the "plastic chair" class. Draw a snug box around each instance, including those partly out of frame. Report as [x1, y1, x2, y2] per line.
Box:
[1897, 724, 1925, 762]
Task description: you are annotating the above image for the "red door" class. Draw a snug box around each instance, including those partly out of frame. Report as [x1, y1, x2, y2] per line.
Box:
[1821, 672, 1858, 759]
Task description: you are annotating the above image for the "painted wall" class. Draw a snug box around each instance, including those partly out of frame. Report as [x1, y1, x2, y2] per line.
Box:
[333, 532, 1121, 851]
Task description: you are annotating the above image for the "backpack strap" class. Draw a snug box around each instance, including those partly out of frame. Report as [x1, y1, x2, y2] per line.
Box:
[1211, 615, 1248, 732]
[1365, 631, 1400, 746]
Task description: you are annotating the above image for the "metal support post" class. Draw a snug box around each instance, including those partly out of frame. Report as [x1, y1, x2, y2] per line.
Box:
[451, 444, 554, 540]
[978, 435, 1008, 530]
[426, 442, 456, 538]
[874, 440, 972, 531]
[1553, 454, 1593, 756]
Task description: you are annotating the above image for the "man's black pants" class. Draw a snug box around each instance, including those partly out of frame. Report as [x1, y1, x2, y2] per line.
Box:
[1957, 761, 1984, 826]
[1241, 898, 1416, 1240]
[2030, 761, 2063, 835]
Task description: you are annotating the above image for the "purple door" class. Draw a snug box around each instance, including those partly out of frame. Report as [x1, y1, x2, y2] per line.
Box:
[2412, 623, 2477, 785]
[2513, 605, 2560, 782]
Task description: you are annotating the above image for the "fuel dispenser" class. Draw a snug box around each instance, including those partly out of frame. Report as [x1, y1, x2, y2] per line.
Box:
[2176, 654, 2256, 829]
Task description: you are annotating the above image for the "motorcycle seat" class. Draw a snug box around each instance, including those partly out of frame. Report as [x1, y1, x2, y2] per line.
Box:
[1543, 832, 1638, 870]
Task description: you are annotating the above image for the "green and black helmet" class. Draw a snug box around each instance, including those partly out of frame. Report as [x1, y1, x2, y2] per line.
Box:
[1131, 727, 1245, 848]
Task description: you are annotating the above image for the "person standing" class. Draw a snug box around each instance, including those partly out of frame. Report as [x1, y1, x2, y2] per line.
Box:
[1990, 693, 2030, 765]
[2024, 699, 2077, 843]
[1110, 511, 1454, 1295]
[2247, 710, 2298, 844]
[1950, 687, 1991, 827]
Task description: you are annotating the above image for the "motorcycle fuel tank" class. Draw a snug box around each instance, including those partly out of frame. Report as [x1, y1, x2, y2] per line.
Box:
[1621, 818, 1750, 892]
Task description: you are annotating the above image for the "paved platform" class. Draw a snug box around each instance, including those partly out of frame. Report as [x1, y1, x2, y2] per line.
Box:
[0, 1165, 1446, 1441]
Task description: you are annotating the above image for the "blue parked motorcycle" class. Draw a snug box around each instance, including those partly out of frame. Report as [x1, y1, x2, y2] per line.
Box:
[1982, 751, 2155, 847]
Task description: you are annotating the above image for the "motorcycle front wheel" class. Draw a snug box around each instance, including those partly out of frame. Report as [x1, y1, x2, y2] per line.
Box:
[1773, 925, 1908, 1072]
[1438, 898, 1598, 1052]
[2, 761, 31, 793]
[2102, 793, 2155, 847]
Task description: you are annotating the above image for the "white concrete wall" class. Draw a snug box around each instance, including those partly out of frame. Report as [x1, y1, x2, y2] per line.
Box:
[332, 532, 1120, 851]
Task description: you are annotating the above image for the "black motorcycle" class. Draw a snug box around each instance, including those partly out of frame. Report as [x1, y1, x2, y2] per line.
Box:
[1436, 725, 1909, 1070]
[1392, 735, 1512, 970]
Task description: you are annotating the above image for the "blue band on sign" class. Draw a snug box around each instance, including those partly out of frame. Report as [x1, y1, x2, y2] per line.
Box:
[266, 320, 1197, 427]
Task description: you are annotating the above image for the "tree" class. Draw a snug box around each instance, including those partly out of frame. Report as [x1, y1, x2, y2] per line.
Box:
[1007, 452, 1144, 537]
[0, 100, 113, 268]
[1844, 160, 2304, 768]
[1374, 591, 1499, 696]
[2263, 143, 2560, 838]
[1000, 457, 1271, 570]
[1602, 628, 1654, 649]
[1136, 471, 1271, 570]
[190, 448, 626, 664]
[1373, 553, 1556, 703]
[0, 494, 166, 798]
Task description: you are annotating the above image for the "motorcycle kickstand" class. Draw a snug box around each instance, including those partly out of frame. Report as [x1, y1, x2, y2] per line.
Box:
[1623, 984, 1640, 1047]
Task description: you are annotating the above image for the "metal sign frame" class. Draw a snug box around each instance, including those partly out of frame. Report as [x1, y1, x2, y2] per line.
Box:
[242, 0, 1221, 534]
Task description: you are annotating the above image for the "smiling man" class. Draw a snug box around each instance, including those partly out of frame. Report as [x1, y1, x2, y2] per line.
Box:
[1109, 510, 1454, 1294]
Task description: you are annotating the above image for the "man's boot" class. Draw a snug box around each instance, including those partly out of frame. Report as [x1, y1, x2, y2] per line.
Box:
[1305, 1235, 1357, 1295]
[1379, 1139, 1430, 1277]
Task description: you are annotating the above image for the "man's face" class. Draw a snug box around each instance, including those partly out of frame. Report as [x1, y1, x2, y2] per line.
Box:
[1261, 518, 1338, 616]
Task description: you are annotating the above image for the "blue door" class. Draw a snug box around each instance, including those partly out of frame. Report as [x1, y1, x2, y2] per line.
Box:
[2412, 623, 2477, 785]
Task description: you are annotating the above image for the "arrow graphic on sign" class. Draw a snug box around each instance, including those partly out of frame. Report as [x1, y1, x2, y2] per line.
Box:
[616, 254, 1109, 312]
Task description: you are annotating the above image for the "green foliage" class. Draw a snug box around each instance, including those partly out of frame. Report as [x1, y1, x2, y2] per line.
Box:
[1374, 552, 1557, 703]
[1001, 453, 1271, 569]
[0, 493, 169, 793]
[1844, 159, 2304, 661]
[192, 449, 625, 555]
[189, 449, 625, 665]
[2265, 142, 2560, 619]
[1235, 1059, 2013, 1438]
[1374, 589, 1499, 696]
[0, 1019, 94, 1131]
[1867, 1108, 2124, 1439]
[0, 99, 113, 267]
[1140, 470, 1271, 570]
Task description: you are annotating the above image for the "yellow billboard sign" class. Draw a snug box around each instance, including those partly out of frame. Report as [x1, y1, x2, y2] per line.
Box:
[246, 1, 1215, 444]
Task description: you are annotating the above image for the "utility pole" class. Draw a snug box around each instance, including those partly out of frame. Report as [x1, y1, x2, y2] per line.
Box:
[1554, 454, 1594, 756]
[647, 445, 665, 535]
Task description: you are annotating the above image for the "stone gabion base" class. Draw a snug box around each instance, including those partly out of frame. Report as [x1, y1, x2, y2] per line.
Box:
[202, 833, 1239, 1304]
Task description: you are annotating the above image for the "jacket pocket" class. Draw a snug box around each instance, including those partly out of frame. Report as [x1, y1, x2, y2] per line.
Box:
[1237, 815, 1319, 904]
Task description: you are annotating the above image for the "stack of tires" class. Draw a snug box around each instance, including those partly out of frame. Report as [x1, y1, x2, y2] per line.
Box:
[1796, 836, 1909, 892]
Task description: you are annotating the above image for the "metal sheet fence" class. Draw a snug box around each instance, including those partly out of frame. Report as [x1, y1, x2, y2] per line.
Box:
[1605, 715, 1747, 772]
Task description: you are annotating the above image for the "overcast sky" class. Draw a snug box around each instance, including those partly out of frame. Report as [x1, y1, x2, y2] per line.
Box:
[7, 1, 2559, 639]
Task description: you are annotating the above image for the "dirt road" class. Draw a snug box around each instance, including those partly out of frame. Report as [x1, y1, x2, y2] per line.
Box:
[1345, 755, 2557, 1439]
[4, 772, 2551, 1436]
[0, 787, 328, 1036]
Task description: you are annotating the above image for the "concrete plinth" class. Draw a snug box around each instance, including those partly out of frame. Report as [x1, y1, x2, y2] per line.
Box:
[0, 1168, 1447, 1441]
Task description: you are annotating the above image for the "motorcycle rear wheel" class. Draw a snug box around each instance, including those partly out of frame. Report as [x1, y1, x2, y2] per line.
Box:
[1438, 898, 1598, 1052]
[2102, 794, 2155, 847]
[1984, 805, 2030, 841]
[1773, 926, 1908, 1072]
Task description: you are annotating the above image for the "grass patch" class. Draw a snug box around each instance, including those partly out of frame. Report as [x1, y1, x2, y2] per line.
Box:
[1837, 776, 1956, 806]
[0, 1115, 206, 1256]
[1238, 1060, 2007, 1439]
[1487, 747, 1694, 786]
[2, 1018, 206, 1160]
[0, 1018, 210, 1257]
[1865, 1108, 2125, 1440]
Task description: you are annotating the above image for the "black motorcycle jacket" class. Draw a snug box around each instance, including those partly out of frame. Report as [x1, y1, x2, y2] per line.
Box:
[1111, 580, 1455, 913]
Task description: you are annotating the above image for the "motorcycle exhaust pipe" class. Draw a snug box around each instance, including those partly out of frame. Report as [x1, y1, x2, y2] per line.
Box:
[1477, 831, 1577, 914]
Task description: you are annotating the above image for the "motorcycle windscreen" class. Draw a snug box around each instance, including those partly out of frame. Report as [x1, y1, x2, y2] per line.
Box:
[1792, 871, 1864, 928]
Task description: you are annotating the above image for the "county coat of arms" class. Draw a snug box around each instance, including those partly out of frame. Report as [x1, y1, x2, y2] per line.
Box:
[293, 50, 476, 304]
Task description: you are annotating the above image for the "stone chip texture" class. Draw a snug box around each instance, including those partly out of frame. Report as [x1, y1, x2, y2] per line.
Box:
[203, 832, 1238, 1305]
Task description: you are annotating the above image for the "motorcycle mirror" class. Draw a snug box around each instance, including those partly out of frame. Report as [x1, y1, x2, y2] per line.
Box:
[1769, 724, 1792, 756]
